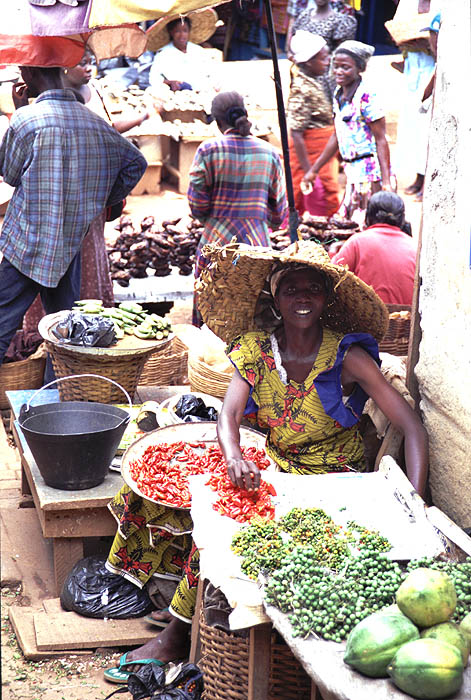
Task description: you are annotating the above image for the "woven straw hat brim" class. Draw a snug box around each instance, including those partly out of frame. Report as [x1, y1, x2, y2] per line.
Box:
[195, 241, 389, 344]
[146, 8, 218, 53]
[385, 14, 431, 46]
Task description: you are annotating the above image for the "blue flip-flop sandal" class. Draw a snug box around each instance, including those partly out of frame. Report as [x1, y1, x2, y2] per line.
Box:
[144, 607, 171, 628]
[104, 653, 165, 684]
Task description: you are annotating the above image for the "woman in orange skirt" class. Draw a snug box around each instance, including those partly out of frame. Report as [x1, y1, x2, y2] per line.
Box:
[287, 31, 339, 217]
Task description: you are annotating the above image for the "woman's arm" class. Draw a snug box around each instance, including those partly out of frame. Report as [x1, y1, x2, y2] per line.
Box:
[291, 129, 311, 173]
[112, 111, 149, 134]
[303, 131, 339, 184]
[217, 369, 260, 490]
[342, 346, 428, 497]
[369, 118, 392, 190]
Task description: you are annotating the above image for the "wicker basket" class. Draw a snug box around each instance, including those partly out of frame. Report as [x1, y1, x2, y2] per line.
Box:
[139, 336, 188, 386]
[0, 353, 46, 410]
[198, 612, 311, 700]
[188, 354, 233, 399]
[379, 304, 411, 357]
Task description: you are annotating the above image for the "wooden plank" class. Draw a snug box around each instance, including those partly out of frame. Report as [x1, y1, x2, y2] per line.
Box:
[52, 538, 84, 595]
[33, 610, 156, 651]
[406, 208, 423, 407]
[189, 578, 204, 664]
[248, 622, 271, 700]
[42, 507, 116, 538]
[42, 598, 64, 614]
[9, 606, 92, 660]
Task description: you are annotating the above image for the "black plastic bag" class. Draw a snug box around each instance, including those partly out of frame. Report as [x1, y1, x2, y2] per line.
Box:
[175, 394, 218, 422]
[60, 556, 154, 619]
[52, 312, 116, 347]
[104, 662, 204, 700]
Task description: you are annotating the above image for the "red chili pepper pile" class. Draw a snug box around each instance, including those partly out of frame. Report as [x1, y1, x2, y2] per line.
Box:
[128, 441, 275, 521]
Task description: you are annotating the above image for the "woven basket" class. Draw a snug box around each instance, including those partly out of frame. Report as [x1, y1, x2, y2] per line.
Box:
[188, 354, 233, 400]
[0, 353, 46, 410]
[139, 336, 189, 386]
[198, 612, 311, 700]
[379, 304, 411, 357]
[44, 340, 153, 403]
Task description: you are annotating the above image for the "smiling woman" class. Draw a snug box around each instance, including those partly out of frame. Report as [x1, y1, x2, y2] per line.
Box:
[194, 239, 429, 498]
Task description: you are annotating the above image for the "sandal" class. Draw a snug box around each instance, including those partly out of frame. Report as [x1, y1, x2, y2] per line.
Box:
[144, 607, 171, 628]
[104, 653, 165, 684]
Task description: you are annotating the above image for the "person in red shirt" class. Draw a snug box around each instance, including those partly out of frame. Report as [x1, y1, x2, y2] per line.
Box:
[331, 191, 416, 305]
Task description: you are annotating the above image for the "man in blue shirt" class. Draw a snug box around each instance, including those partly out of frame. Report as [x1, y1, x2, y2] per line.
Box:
[0, 66, 147, 365]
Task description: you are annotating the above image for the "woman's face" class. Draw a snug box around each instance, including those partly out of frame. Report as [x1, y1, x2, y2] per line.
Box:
[275, 268, 328, 328]
[333, 53, 361, 87]
[64, 55, 93, 87]
[170, 21, 190, 51]
[305, 46, 331, 76]
[315, 0, 331, 8]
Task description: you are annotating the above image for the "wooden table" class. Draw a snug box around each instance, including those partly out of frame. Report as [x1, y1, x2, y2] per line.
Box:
[7, 386, 191, 595]
[8, 389, 122, 594]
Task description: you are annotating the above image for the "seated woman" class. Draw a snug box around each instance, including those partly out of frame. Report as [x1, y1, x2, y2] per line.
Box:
[147, 10, 218, 93]
[104, 240, 428, 684]
[331, 191, 416, 305]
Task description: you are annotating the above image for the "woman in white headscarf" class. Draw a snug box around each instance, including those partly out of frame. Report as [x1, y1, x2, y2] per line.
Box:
[287, 31, 340, 217]
[303, 40, 394, 224]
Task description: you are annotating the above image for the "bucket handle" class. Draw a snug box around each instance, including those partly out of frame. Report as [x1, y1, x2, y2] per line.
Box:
[24, 374, 133, 424]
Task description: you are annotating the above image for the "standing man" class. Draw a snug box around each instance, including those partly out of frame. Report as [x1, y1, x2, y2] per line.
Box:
[0, 66, 147, 365]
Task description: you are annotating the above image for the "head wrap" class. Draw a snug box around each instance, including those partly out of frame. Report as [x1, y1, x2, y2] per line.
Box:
[290, 31, 327, 64]
[334, 40, 375, 71]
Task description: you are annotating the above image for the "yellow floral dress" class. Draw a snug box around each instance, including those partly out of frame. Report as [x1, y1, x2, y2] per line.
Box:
[227, 328, 380, 473]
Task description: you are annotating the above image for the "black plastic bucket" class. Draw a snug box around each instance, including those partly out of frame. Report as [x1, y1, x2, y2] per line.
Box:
[19, 375, 131, 490]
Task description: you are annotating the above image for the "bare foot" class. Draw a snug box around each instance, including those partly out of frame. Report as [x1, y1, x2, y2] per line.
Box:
[404, 175, 424, 195]
[149, 609, 173, 624]
[125, 618, 190, 665]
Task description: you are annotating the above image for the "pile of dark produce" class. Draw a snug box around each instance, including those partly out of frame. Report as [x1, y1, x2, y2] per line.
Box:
[270, 214, 359, 252]
[108, 215, 204, 286]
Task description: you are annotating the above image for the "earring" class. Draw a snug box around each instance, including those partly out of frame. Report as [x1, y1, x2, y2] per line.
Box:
[271, 305, 282, 321]
[64, 69, 68, 74]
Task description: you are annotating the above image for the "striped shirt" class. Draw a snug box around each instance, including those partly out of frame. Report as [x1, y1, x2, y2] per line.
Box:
[187, 133, 287, 232]
[0, 89, 146, 287]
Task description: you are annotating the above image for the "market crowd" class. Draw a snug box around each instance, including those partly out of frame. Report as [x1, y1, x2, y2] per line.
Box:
[0, 0, 442, 688]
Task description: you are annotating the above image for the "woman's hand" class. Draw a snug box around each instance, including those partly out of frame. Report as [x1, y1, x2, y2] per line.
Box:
[226, 458, 261, 491]
[164, 79, 183, 92]
[302, 167, 318, 186]
[12, 82, 29, 110]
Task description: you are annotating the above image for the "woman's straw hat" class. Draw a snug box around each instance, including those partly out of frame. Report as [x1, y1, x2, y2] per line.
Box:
[146, 8, 218, 53]
[195, 240, 389, 344]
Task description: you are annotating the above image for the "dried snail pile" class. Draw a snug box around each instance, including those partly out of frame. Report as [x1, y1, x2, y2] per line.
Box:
[270, 214, 359, 252]
[108, 215, 203, 286]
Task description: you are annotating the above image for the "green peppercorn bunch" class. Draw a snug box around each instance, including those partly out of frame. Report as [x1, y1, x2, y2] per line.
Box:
[231, 518, 292, 579]
[265, 547, 404, 642]
[345, 520, 392, 553]
[406, 556, 471, 622]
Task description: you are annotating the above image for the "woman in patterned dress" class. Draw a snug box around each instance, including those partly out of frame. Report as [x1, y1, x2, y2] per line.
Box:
[215, 241, 427, 491]
[287, 31, 340, 216]
[303, 40, 393, 224]
[287, 0, 357, 59]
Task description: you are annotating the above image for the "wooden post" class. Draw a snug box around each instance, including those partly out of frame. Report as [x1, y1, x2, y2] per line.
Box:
[406, 208, 424, 407]
[248, 622, 272, 700]
[189, 577, 204, 664]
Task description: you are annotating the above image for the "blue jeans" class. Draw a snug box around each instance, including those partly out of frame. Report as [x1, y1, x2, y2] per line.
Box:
[0, 255, 81, 379]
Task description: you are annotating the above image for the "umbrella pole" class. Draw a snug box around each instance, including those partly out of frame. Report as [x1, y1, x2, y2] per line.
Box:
[262, 0, 299, 242]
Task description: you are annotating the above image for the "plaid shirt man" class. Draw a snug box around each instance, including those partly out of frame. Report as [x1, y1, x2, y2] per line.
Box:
[0, 89, 146, 287]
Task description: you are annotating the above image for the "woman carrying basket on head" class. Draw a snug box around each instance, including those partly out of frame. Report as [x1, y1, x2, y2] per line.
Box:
[104, 239, 428, 685]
